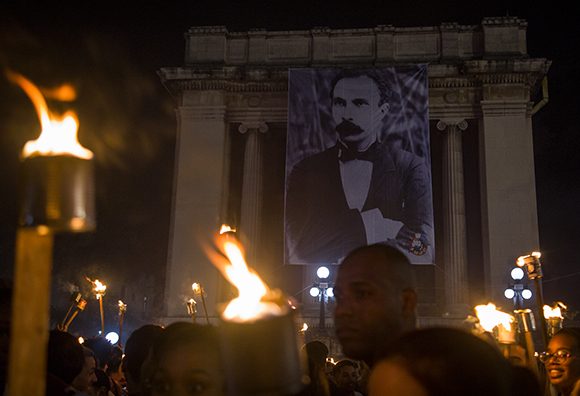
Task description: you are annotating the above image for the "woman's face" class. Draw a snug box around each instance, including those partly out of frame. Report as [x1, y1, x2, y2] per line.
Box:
[149, 342, 224, 396]
[369, 359, 427, 396]
[544, 334, 580, 393]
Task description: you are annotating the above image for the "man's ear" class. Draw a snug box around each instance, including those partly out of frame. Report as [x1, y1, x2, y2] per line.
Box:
[379, 103, 390, 117]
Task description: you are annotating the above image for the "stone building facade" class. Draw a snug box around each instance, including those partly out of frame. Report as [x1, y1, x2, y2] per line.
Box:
[158, 17, 550, 327]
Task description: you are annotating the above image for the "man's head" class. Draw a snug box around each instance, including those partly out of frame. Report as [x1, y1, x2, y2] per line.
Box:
[332, 360, 359, 393]
[122, 324, 163, 395]
[72, 347, 97, 392]
[330, 70, 391, 152]
[333, 244, 416, 365]
[47, 330, 85, 385]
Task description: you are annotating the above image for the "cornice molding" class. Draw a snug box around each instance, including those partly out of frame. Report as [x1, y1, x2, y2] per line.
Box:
[480, 100, 531, 117]
[177, 105, 226, 121]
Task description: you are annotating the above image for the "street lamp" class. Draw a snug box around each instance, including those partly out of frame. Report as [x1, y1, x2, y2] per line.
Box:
[504, 266, 532, 309]
[312, 266, 333, 334]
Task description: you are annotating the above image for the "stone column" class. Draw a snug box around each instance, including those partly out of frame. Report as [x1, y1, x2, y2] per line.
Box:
[164, 98, 227, 320]
[239, 122, 268, 265]
[437, 119, 469, 313]
[479, 99, 539, 303]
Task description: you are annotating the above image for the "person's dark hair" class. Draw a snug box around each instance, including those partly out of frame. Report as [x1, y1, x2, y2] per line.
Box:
[150, 322, 218, 360]
[332, 359, 356, 375]
[106, 345, 123, 375]
[47, 330, 84, 384]
[330, 69, 394, 108]
[303, 340, 328, 367]
[94, 367, 113, 393]
[510, 365, 541, 396]
[301, 341, 330, 396]
[83, 336, 114, 369]
[141, 322, 219, 392]
[123, 324, 163, 384]
[379, 327, 514, 396]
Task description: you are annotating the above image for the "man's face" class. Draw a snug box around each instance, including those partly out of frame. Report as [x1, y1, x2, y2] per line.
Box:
[335, 365, 358, 392]
[333, 250, 403, 363]
[544, 334, 580, 392]
[72, 356, 97, 392]
[332, 75, 385, 151]
[150, 342, 224, 396]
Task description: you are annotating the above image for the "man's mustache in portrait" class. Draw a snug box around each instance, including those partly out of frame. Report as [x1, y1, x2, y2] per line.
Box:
[335, 119, 364, 136]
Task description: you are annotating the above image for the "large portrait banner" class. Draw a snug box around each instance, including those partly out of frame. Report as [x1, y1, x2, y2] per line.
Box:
[284, 66, 434, 265]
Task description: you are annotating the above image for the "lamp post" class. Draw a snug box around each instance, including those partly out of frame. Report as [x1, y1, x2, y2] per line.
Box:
[504, 267, 533, 309]
[309, 266, 333, 335]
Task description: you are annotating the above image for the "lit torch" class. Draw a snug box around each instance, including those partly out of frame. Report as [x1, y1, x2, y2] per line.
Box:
[118, 300, 127, 347]
[206, 226, 305, 395]
[543, 301, 567, 338]
[192, 282, 210, 324]
[5, 70, 95, 396]
[474, 303, 516, 344]
[516, 251, 548, 346]
[86, 277, 107, 335]
[186, 298, 197, 323]
[61, 292, 87, 332]
[7, 69, 95, 232]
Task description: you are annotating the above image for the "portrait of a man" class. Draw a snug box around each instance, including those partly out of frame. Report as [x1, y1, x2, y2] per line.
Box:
[284, 67, 434, 265]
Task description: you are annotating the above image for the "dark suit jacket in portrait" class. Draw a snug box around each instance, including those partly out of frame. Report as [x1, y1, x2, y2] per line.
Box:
[285, 141, 433, 264]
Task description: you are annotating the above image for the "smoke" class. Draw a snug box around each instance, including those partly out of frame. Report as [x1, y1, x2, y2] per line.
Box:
[59, 280, 80, 294]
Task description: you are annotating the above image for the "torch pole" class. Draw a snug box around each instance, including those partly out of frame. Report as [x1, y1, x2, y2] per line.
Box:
[7, 228, 54, 396]
[63, 309, 79, 332]
[60, 302, 75, 330]
[200, 290, 210, 325]
[515, 309, 540, 378]
[533, 278, 549, 347]
[119, 312, 124, 348]
[98, 295, 105, 335]
[319, 289, 326, 334]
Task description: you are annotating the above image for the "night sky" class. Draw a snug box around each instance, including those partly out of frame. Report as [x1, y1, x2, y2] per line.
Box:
[1, 1, 579, 335]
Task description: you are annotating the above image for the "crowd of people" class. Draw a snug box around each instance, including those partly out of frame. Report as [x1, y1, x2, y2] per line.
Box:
[1, 244, 579, 395]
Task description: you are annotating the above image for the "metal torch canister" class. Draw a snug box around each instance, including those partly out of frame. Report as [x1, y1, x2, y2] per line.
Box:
[19, 155, 95, 232]
[219, 311, 306, 396]
[547, 317, 563, 338]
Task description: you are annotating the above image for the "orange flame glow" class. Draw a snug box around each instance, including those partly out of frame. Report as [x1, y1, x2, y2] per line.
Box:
[192, 283, 202, 294]
[474, 303, 514, 332]
[219, 224, 237, 234]
[118, 300, 127, 313]
[516, 251, 542, 267]
[6, 70, 93, 159]
[86, 277, 106, 298]
[206, 229, 286, 322]
[543, 301, 567, 319]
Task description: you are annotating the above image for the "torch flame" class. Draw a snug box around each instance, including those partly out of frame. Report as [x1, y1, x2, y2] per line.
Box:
[192, 283, 202, 294]
[474, 303, 514, 332]
[517, 251, 542, 267]
[206, 229, 285, 322]
[5, 70, 93, 160]
[118, 300, 127, 313]
[300, 323, 308, 332]
[544, 301, 567, 319]
[86, 277, 106, 298]
[219, 224, 236, 234]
